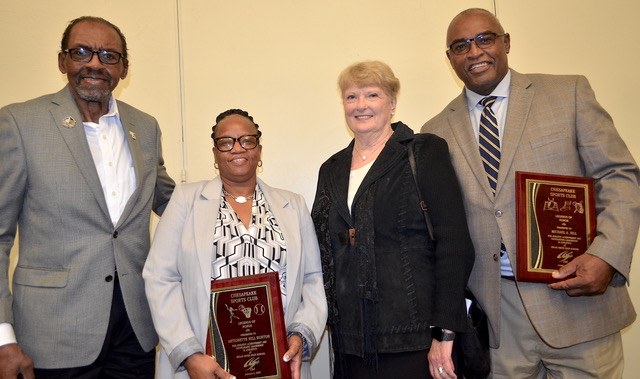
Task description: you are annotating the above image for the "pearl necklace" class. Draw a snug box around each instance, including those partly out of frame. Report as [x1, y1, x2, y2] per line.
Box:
[222, 188, 254, 204]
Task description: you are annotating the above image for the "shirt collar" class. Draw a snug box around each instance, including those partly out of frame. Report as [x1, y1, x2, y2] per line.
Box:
[83, 96, 120, 128]
[103, 95, 120, 118]
[465, 69, 512, 112]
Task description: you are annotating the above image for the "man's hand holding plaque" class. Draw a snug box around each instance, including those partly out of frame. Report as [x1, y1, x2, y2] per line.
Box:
[515, 172, 597, 283]
[548, 253, 616, 296]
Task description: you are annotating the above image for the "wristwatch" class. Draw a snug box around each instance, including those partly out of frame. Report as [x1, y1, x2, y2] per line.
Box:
[431, 327, 456, 341]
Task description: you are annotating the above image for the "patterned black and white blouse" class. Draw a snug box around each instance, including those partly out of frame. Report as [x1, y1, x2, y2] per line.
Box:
[211, 186, 288, 310]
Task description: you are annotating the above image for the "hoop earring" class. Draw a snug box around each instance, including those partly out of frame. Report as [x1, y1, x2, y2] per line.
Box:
[214, 163, 219, 169]
[257, 160, 263, 167]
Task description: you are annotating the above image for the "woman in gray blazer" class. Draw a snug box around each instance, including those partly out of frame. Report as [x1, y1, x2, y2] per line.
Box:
[143, 109, 327, 379]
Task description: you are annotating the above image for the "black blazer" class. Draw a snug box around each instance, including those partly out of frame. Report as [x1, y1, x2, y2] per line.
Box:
[312, 122, 474, 355]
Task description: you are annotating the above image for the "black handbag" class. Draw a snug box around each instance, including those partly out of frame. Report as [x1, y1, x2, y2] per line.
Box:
[455, 288, 491, 378]
[407, 140, 491, 379]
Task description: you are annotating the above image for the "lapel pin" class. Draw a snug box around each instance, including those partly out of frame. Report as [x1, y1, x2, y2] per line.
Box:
[61, 116, 76, 128]
[129, 131, 137, 140]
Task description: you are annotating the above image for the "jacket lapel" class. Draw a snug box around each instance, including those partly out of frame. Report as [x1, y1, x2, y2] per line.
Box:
[325, 146, 354, 224]
[446, 92, 496, 200]
[258, 178, 300, 302]
[49, 86, 111, 221]
[116, 102, 144, 226]
[352, 129, 407, 203]
[495, 70, 533, 197]
[194, 179, 223, 294]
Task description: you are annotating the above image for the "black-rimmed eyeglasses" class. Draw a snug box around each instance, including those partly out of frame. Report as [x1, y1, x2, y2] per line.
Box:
[63, 47, 124, 64]
[448, 33, 507, 55]
[213, 135, 260, 152]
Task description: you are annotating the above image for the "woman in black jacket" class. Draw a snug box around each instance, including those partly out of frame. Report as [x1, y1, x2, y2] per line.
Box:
[312, 61, 474, 379]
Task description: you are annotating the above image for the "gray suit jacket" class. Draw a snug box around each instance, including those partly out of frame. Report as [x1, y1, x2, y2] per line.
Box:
[422, 70, 639, 348]
[0, 86, 175, 368]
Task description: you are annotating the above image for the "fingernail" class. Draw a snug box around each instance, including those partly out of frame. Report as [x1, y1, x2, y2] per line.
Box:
[283, 355, 291, 362]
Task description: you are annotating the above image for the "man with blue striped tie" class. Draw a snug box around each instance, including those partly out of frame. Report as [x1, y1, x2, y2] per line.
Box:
[422, 7, 639, 379]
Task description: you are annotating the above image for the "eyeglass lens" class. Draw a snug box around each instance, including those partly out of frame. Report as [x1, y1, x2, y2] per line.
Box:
[215, 135, 259, 151]
[450, 33, 500, 55]
[66, 47, 122, 64]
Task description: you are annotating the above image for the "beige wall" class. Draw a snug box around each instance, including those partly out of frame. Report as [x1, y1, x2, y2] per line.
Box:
[1, 0, 638, 376]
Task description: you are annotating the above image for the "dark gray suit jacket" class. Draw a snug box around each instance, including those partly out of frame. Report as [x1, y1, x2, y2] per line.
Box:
[422, 70, 639, 348]
[0, 86, 175, 368]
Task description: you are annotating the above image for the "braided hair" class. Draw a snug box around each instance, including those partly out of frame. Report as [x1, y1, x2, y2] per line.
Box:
[211, 109, 262, 139]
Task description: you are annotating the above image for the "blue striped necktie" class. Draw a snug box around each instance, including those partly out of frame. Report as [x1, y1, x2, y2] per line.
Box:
[479, 96, 500, 195]
[479, 96, 508, 259]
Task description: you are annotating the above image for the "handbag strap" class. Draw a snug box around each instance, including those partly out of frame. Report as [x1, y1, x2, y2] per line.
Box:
[407, 140, 436, 243]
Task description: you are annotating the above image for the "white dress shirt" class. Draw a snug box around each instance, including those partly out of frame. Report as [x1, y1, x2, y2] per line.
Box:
[83, 97, 137, 226]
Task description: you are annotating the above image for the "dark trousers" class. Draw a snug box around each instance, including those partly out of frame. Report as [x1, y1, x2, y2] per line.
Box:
[344, 349, 435, 379]
[34, 276, 155, 379]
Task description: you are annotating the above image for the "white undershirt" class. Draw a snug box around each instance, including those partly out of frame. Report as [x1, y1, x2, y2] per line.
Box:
[0, 96, 136, 347]
[347, 160, 374, 213]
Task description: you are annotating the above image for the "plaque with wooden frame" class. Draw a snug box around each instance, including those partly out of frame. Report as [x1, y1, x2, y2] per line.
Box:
[206, 272, 291, 379]
[516, 171, 596, 283]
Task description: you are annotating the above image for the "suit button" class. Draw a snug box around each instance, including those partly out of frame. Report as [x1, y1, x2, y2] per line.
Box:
[113, 231, 118, 238]
[105, 275, 114, 282]
[495, 210, 503, 217]
[493, 254, 499, 261]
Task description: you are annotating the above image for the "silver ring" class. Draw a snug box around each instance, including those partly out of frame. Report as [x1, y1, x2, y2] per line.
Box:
[438, 367, 444, 374]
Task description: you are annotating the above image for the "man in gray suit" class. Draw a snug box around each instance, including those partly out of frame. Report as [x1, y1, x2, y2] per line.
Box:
[422, 8, 639, 379]
[0, 16, 175, 378]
